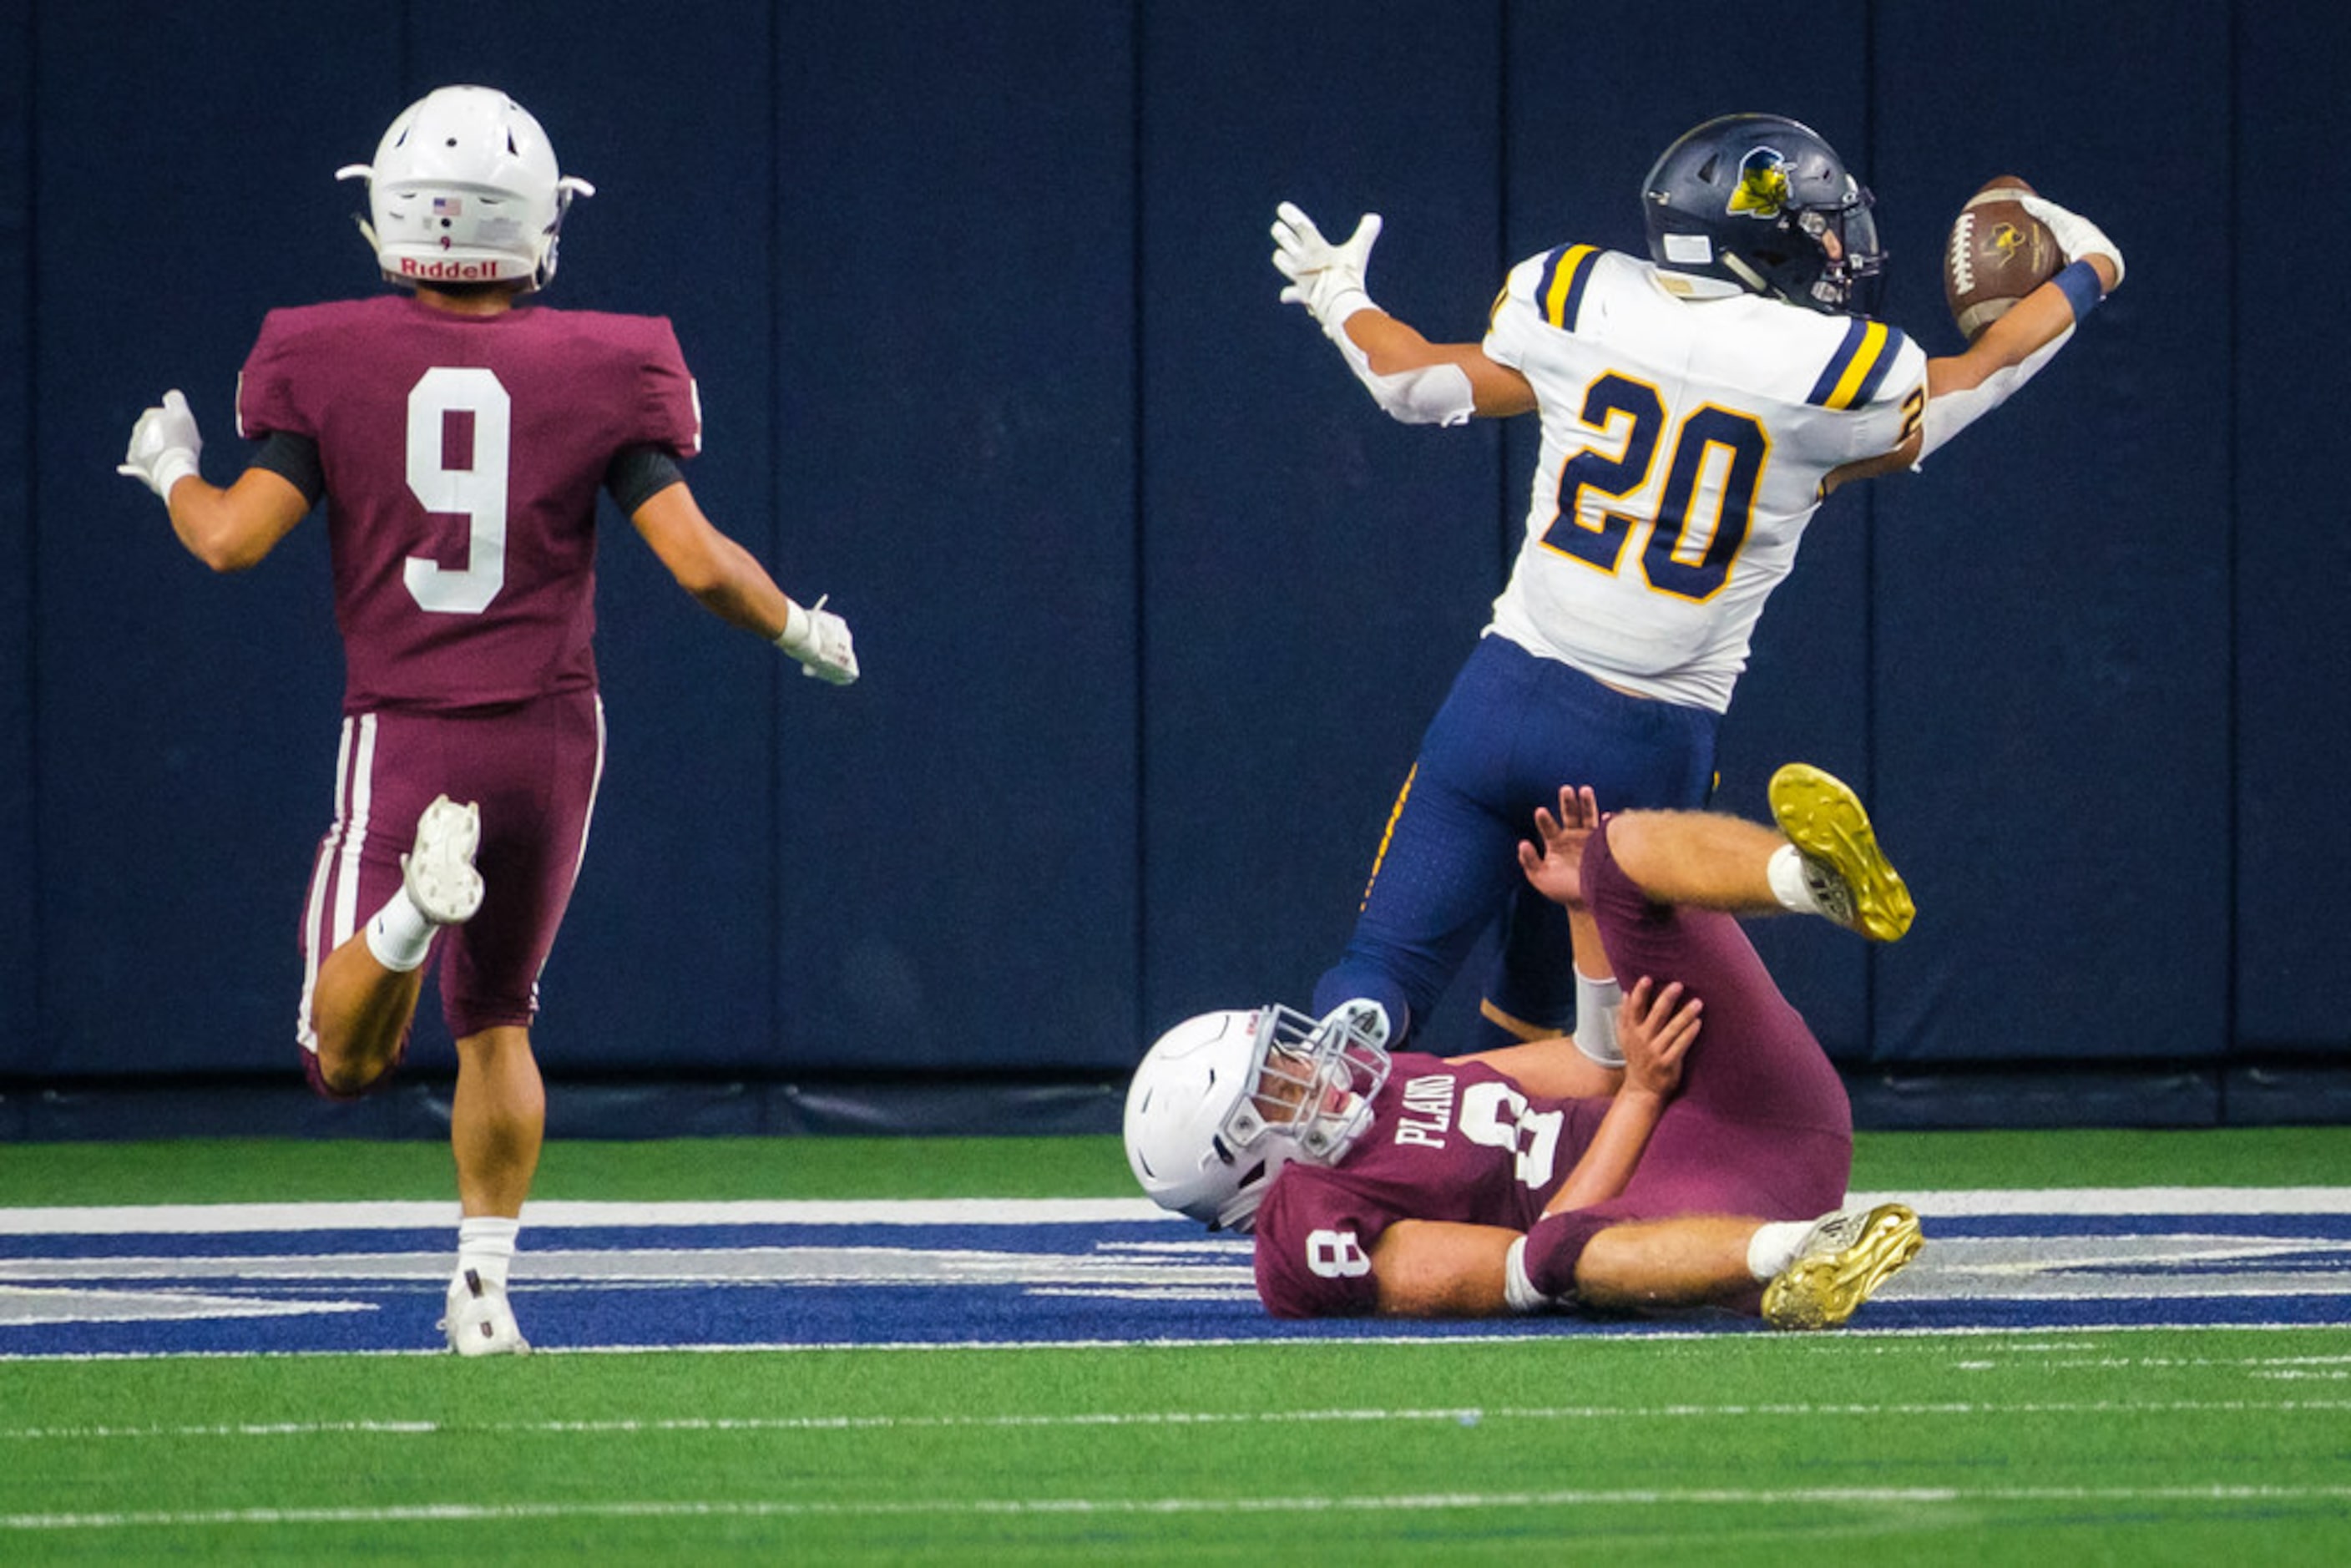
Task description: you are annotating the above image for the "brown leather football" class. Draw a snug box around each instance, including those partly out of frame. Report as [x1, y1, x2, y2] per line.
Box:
[1944, 176, 2060, 340]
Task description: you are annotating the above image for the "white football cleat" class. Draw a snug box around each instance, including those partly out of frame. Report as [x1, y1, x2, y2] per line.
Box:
[440, 1268, 530, 1357]
[402, 795, 484, 925]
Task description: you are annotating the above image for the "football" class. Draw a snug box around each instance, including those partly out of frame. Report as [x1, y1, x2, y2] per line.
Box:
[1943, 176, 2060, 340]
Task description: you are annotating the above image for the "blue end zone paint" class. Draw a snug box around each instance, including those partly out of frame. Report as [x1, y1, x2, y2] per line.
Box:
[3, 1196, 2347, 1358]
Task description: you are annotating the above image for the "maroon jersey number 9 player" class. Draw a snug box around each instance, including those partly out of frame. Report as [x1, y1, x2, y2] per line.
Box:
[117, 86, 857, 1356]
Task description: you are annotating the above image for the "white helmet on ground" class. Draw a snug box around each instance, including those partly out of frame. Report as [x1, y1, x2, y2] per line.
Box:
[335, 85, 594, 292]
[1123, 1000, 1392, 1233]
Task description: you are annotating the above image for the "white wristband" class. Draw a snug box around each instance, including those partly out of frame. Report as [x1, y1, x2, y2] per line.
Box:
[154, 448, 201, 499]
[1571, 969, 1625, 1068]
[1317, 286, 1376, 338]
[774, 599, 811, 655]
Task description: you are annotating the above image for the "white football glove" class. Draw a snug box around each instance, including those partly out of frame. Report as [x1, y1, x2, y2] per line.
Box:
[118, 389, 203, 499]
[776, 595, 858, 685]
[1272, 201, 1383, 335]
[2018, 195, 2124, 289]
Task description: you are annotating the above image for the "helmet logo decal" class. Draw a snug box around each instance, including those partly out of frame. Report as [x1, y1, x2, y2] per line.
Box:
[397, 255, 505, 281]
[1727, 147, 1792, 220]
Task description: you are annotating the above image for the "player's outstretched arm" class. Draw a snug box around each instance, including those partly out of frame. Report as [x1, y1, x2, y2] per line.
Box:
[1337, 311, 1537, 419]
[1935, 190, 2121, 398]
[630, 483, 858, 685]
[1272, 200, 1534, 423]
[1825, 192, 2122, 490]
[1924, 220, 2112, 398]
[119, 391, 308, 571]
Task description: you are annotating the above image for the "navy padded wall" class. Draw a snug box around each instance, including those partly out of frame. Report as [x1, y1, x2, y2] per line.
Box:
[33, 3, 394, 1076]
[2235, 7, 2351, 1052]
[1, 10, 30, 1071]
[1868, 2, 2232, 1064]
[766, 5, 1143, 1070]
[1139, 2, 1506, 1052]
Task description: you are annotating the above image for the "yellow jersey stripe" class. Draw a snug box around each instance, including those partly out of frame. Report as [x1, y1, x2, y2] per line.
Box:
[1539, 245, 1600, 330]
[1808, 318, 1903, 411]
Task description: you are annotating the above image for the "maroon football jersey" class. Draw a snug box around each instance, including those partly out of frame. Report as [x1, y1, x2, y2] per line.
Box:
[236, 296, 701, 713]
[1252, 1050, 1612, 1318]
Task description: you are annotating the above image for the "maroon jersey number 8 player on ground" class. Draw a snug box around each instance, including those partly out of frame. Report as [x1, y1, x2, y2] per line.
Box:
[1125, 766, 1926, 1331]
[117, 85, 857, 1357]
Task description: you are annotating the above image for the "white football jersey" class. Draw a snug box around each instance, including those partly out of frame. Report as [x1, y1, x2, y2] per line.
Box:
[1482, 245, 1926, 712]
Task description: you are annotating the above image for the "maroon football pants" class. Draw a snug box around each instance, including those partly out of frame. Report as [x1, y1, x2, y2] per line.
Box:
[296, 690, 604, 1090]
[1521, 815, 1853, 1306]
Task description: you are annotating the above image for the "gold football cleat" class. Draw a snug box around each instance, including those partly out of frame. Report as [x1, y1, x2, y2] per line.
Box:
[1762, 1202, 1925, 1330]
[1767, 763, 1915, 942]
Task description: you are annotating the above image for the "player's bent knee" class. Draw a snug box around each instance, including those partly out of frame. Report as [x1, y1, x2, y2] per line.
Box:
[303, 1045, 400, 1101]
[1571, 1230, 1646, 1309]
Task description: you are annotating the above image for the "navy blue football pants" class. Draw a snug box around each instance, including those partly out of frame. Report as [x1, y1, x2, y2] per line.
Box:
[1311, 634, 1717, 1047]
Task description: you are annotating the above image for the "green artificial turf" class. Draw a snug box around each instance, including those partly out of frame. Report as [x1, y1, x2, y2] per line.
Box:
[4, 1129, 2348, 1561]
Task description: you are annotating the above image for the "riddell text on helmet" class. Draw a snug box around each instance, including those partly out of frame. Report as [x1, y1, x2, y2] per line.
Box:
[398, 256, 504, 281]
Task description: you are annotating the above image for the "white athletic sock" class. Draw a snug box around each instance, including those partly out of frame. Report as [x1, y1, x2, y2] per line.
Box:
[1746, 1219, 1814, 1281]
[456, 1216, 521, 1293]
[364, 887, 436, 973]
[1766, 844, 1830, 918]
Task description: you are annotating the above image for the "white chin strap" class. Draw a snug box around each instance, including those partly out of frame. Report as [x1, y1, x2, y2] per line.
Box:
[1719, 251, 1782, 301]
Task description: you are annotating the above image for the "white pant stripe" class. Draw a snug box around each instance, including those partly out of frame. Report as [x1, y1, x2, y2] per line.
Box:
[333, 715, 377, 948]
[530, 695, 607, 1014]
[295, 715, 378, 1054]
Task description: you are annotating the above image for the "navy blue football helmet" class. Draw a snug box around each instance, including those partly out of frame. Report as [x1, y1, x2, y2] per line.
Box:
[1641, 114, 1886, 316]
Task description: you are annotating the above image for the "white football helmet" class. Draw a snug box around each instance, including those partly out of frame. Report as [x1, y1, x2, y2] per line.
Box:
[1123, 1001, 1392, 1233]
[335, 85, 594, 292]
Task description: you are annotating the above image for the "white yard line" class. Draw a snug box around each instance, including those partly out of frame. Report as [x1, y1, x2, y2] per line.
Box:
[5, 1317, 2349, 1363]
[10, 1483, 2351, 1532]
[6, 1393, 2351, 1444]
[0, 1188, 2346, 1235]
[0, 1197, 1174, 1234]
